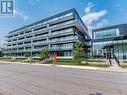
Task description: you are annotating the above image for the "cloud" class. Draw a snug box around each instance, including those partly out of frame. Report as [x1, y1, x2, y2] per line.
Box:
[14, 10, 29, 21]
[85, 2, 94, 13]
[82, 2, 108, 26]
[95, 19, 108, 28]
[82, 10, 107, 26]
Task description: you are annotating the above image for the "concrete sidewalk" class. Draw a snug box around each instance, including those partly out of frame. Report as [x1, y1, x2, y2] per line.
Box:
[36, 64, 127, 73]
[0, 61, 127, 73]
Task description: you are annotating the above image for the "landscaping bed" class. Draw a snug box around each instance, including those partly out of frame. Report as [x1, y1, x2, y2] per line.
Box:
[45, 59, 108, 67]
[120, 64, 127, 68]
[0, 58, 108, 68]
[0, 58, 41, 64]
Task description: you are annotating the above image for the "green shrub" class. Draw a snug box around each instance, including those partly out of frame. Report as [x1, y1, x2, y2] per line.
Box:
[46, 60, 53, 64]
[46, 59, 108, 67]
[24, 52, 31, 58]
[39, 47, 48, 60]
[51, 59, 85, 65]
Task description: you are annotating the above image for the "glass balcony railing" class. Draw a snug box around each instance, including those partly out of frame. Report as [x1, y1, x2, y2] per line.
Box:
[6, 45, 73, 53]
[6, 19, 75, 42]
[49, 36, 78, 43]
[7, 12, 73, 37]
[50, 28, 73, 36]
[49, 46, 73, 50]
[33, 20, 75, 33]
[6, 20, 77, 51]
[33, 41, 48, 45]
[34, 34, 48, 40]
[41, 12, 73, 25]
[50, 20, 74, 29]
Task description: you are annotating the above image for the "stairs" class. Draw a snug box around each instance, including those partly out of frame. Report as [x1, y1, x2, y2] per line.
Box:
[108, 59, 122, 70]
[110, 59, 120, 67]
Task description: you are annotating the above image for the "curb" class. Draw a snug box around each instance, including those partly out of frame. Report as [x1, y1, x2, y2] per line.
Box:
[33, 64, 127, 73]
[0, 61, 127, 73]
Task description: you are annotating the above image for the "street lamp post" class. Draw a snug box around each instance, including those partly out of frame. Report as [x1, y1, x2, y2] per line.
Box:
[30, 29, 34, 64]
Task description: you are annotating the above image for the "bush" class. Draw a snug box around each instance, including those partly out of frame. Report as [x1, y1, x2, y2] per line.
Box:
[45, 59, 108, 67]
[51, 59, 85, 65]
[39, 47, 48, 60]
[46, 60, 53, 64]
[24, 52, 31, 58]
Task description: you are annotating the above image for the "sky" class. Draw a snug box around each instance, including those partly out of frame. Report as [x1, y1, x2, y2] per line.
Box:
[0, 0, 127, 47]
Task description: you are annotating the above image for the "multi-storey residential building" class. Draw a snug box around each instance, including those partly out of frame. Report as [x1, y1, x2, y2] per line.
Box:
[92, 23, 127, 60]
[5, 8, 90, 59]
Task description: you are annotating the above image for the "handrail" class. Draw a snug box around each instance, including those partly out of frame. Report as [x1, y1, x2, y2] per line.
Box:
[108, 58, 112, 66]
[113, 55, 120, 67]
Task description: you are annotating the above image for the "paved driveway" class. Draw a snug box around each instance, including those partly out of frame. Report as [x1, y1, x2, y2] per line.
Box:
[0, 63, 126, 95]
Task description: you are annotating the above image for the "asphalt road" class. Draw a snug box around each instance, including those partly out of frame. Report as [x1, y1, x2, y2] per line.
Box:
[0, 63, 126, 95]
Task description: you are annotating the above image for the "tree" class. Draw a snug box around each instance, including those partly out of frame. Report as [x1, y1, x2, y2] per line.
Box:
[39, 47, 48, 60]
[0, 51, 4, 57]
[73, 41, 84, 63]
[24, 52, 31, 58]
[90, 48, 96, 57]
[6, 53, 12, 57]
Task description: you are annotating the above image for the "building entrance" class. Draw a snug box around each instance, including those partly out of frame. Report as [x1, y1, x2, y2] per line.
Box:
[103, 45, 114, 59]
[107, 48, 113, 58]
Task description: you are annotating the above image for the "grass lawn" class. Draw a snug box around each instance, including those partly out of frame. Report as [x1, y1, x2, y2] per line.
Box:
[120, 64, 127, 68]
[52, 62, 108, 68]
[0, 58, 41, 64]
[1, 58, 127, 69]
[46, 59, 108, 67]
[0, 58, 109, 68]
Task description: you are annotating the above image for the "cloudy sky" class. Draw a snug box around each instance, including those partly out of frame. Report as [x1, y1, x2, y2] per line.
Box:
[0, 0, 127, 47]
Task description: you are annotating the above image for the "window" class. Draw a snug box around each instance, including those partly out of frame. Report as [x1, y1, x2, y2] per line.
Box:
[94, 28, 119, 39]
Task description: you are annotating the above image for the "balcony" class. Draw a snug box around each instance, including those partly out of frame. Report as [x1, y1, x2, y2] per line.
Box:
[33, 35, 47, 40]
[49, 36, 78, 44]
[49, 46, 73, 51]
[33, 41, 48, 46]
[38, 12, 74, 26]
[49, 15, 74, 26]
[6, 20, 76, 43]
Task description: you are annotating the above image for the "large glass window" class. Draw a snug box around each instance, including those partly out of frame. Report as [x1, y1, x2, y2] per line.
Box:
[93, 39, 127, 59]
[94, 28, 119, 39]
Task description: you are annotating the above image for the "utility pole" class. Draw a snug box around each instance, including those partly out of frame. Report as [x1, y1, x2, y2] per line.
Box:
[30, 29, 34, 64]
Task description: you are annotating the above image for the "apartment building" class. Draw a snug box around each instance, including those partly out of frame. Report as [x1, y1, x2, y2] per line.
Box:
[5, 8, 91, 59]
